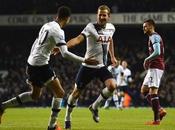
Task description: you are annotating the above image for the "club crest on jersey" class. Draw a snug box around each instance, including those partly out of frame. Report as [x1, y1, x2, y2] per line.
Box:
[97, 35, 111, 44]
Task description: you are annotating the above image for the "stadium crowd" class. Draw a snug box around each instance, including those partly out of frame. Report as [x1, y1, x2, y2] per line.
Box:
[0, 25, 175, 107]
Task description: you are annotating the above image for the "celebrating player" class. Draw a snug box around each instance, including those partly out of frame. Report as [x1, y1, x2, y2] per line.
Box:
[64, 5, 118, 129]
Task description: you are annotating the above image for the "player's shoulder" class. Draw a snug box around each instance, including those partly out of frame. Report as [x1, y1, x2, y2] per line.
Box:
[123, 68, 131, 74]
[126, 68, 131, 72]
[86, 22, 95, 28]
[48, 21, 64, 35]
[118, 65, 123, 70]
[150, 32, 161, 41]
[106, 23, 115, 31]
[151, 32, 161, 39]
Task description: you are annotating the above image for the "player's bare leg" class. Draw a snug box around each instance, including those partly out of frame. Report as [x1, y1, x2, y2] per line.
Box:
[47, 78, 64, 130]
[0, 83, 39, 124]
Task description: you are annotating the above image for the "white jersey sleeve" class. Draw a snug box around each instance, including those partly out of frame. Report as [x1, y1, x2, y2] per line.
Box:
[51, 28, 66, 45]
[81, 23, 99, 39]
[59, 45, 85, 63]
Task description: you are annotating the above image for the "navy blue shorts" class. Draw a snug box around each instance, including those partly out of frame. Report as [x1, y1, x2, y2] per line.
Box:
[26, 63, 55, 87]
[75, 65, 113, 89]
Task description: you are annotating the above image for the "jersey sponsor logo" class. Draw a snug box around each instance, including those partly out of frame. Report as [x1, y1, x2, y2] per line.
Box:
[97, 35, 112, 44]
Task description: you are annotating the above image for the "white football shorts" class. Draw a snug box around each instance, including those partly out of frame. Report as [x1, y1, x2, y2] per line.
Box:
[142, 68, 164, 88]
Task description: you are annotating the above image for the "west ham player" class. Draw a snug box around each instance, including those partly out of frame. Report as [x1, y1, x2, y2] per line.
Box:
[141, 19, 167, 125]
[0, 6, 97, 130]
[64, 5, 118, 129]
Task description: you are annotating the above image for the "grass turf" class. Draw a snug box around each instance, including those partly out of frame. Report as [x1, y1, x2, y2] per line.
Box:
[0, 107, 174, 130]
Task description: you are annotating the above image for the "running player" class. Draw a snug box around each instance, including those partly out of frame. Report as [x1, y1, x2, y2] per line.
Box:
[64, 5, 118, 129]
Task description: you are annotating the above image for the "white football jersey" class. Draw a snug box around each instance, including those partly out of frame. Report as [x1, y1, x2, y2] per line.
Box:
[81, 22, 115, 68]
[28, 21, 66, 66]
[117, 68, 132, 86]
[108, 65, 123, 85]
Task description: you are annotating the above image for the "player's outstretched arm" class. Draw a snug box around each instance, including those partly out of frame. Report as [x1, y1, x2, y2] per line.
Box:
[51, 34, 85, 56]
[59, 45, 98, 65]
[67, 34, 84, 48]
[59, 45, 84, 62]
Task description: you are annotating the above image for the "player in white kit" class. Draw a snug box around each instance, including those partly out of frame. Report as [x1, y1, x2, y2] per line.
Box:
[0, 6, 97, 130]
[116, 60, 132, 109]
[103, 59, 123, 109]
[64, 5, 118, 129]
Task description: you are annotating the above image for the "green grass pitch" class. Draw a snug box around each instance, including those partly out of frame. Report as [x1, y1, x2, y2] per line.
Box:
[0, 107, 174, 130]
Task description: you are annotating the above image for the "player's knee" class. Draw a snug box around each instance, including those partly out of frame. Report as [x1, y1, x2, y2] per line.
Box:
[141, 89, 149, 97]
[107, 87, 115, 93]
[141, 86, 148, 94]
[105, 79, 116, 92]
[108, 83, 116, 92]
[72, 89, 81, 99]
[149, 87, 158, 94]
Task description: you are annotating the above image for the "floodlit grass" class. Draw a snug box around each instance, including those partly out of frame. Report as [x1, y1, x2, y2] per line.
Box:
[0, 107, 174, 130]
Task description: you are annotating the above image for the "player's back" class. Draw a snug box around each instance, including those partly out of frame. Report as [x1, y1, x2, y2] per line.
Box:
[28, 21, 65, 66]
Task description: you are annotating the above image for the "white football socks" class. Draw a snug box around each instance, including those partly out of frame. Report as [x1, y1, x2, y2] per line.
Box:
[48, 97, 62, 128]
[92, 87, 112, 110]
[2, 92, 33, 109]
[65, 94, 78, 121]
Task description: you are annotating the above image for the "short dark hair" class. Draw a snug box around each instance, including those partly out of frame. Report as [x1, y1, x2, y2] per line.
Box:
[57, 6, 71, 20]
[144, 19, 156, 27]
